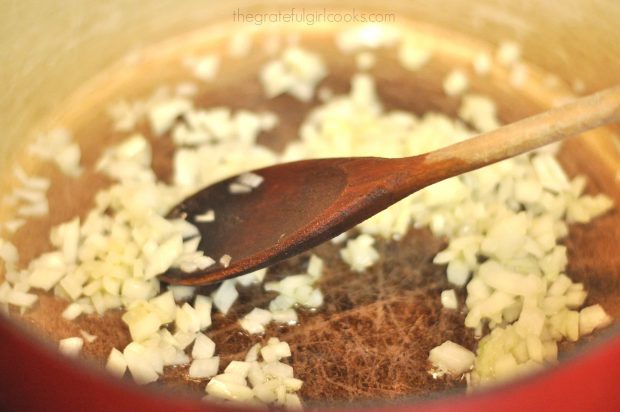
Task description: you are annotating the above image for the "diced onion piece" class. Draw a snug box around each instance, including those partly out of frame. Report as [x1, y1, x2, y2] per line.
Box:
[532, 154, 570, 193]
[441, 289, 458, 309]
[564, 310, 580, 342]
[212, 280, 238, 315]
[271, 309, 298, 325]
[189, 357, 220, 379]
[307, 255, 324, 279]
[173, 331, 198, 351]
[259, 47, 326, 101]
[192, 334, 216, 359]
[55, 218, 81, 265]
[194, 210, 215, 223]
[7, 290, 38, 308]
[240, 308, 272, 334]
[144, 235, 184, 279]
[175, 302, 202, 334]
[579, 304, 612, 336]
[124, 342, 160, 385]
[122, 304, 162, 342]
[224, 361, 251, 378]
[443, 69, 469, 96]
[185, 55, 220, 81]
[261, 340, 291, 363]
[229, 183, 252, 194]
[473, 52, 492, 76]
[494, 353, 519, 379]
[398, 41, 431, 71]
[205, 375, 254, 401]
[526, 336, 544, 363]
[122, 278, 158, 304]
[0, 239, 19, 266]
[194, 295, 213, 330]
[168, 285, 195, 301]
[245, 343, 261, 362]
[428, 340, 475, 375]
[285, 394, 303, 409]
[253, 381, 278, 403]
[149, 291, 177, 324]
[236, 268, 267, 287]
[447, 260, 470, 286]
[58, 337, 84, 357]
[262, 361, 294, 379]
[340, 234, 379, 272]
[28, 256, 66, 291]
[148, 98, 191, 136]
[516, 306, 546, 337]
[62, 302, 83, 320]
[219, 254, 232, 268]
[237, 172, 264, 189]
[106, 348, 127, 377]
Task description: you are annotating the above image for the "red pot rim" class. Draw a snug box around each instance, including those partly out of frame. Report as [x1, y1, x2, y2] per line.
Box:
[1, 313, 618, 412]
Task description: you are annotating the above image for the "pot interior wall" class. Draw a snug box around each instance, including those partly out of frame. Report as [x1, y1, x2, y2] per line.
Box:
[2, 0, 620, 166]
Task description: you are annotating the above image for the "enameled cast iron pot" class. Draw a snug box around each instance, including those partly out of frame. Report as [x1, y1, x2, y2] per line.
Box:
[2, 1, 620, 411]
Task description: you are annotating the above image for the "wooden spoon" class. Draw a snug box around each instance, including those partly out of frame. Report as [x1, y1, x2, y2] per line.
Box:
[162, 85, 620, 286]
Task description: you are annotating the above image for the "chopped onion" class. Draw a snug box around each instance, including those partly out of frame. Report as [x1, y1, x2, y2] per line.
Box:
[205, 374, 254, 401]
[271, 309, 298, 325]
[240, 308, 272, 334]
[219, 254, 232, 268]
[148, 291, 177, 324]
[194, 210, 215, 223]
[237, 172, 264, 189]
[225, 360, 251, 378]
[340, 234, 379, 272]
[192, 334, 216, 359]
[261, 340, 291, 363]
[194, 295, 213, 330]
[212, 280, 238, 315]
[245, 343, 261, 362]
[428, 340, 475, 375]
[123, 342, 160, 385]
[307, 255, 324, 279]
[579, 304, 612, 336]
[229, 182, 252, 194]
[443, 69, 469, 96]
[473, 53, 492, 76]
[189, 357, 220, 379]
[441, 290, 458, 310]
[7, 289, 38, 308]
[168, 285, 195, 301]
[122, 304, 162, 342]
[148, 98, 192, 136]
[184, 55, 220, 81]
[106, 348, 127, 377]
[58, 337, 84, 357]
[175, 302, 202, 334]
[398, 40, 431, 71]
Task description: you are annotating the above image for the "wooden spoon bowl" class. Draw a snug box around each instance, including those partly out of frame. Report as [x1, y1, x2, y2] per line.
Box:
[163, 86, 620, 285]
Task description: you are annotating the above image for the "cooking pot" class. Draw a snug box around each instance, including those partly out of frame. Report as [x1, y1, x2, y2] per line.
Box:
[1, 1, 620, 411]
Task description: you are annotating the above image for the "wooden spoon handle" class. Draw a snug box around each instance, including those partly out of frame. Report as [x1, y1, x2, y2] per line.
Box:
[423, 85, 620, 182]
